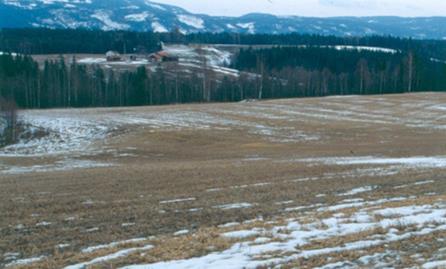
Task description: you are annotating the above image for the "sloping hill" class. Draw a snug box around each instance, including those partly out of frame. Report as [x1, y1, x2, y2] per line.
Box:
[2, 0, 446, 38]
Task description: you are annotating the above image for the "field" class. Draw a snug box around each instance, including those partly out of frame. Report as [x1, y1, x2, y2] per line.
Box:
[1, 92, 446, 268]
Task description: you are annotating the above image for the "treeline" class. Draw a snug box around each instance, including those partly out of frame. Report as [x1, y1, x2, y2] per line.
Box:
[0, 53, 264, 108]
[2, 28, 446, 60]
[1, 47, 445, 110]
[1, 28, 446, 110]
[232, 47, 446, 95]
[0, 28, 162, 54]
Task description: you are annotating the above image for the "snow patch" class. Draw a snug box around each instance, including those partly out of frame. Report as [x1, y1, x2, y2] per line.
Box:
[5, 256, 46, 268]
[237, 22, 255, 34]
[91, 10, 129, 31]
[151, 21, 168, 33]
[160, 197, 196, 204]
[337, 186, 376, 196]
[121, 201, 446, 269]
[1, 159, 112, 174]
[223, 230, 260, 239]
[177, 15, 204, 29]
[82, 238, 148, 254]
[423, 260, 446, 269]
[302, 156, 446, 169]
[173, 230, 190, 236]
[213, 203, 253, 210]
[125, 12, 150, 22]
[65, 245, 153, 269]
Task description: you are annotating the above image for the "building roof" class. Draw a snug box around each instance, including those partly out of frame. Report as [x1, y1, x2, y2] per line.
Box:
[106, 51, 120, 57]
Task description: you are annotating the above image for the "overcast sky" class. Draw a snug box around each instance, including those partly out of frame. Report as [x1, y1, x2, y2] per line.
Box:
[154, 0, 446, 17]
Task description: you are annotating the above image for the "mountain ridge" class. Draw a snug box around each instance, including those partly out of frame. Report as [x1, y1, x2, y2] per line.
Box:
[1, 0, 446, 39]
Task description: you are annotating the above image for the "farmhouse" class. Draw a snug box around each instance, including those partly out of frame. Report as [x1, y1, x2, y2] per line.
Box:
[106, 51, 122, 62]
[148, 51, 179, 63]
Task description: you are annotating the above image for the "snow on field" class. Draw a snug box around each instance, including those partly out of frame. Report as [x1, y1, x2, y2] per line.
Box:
[423, 260, 446, 269]
[5, 256, 46, 268]
[430, 104, 446, 111]
[81, 238, 148, 254]
[65, 245, 153, 269]
[3, 93, 446, 174]
[331, 45, 399, 54]
[163, 45, 197, 58]
[213, 203, 253, 210]
[119, 197, 446, 269]
[239, 95, 446, 130]
[3, 252, 20, 263]
[178, 62, 240, 78]
[0, 159, 111, 175]
[318, 197, 408, 212]
[78, 57, 149, 65]
[330, 156, 446, 167]
[394, 180, 435, 189]
[201, 46, 232, 66]
[205, 183, 272, 194]
[222, 230, 260, 239]
[0, 110, 241, 158]
[165, 44, 234, 67]
[337, 186, 376, 196]
[0, 113, 109, 156]
[159, 197, 196, 204]
[173, 230, 190, 236]
[218, 222, 240, 228]
[78, 57, 106, 64]
[299, 156, 446, 171]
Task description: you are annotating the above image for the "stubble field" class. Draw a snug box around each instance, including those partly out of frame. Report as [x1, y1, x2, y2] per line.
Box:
[1, 93, 446, 268]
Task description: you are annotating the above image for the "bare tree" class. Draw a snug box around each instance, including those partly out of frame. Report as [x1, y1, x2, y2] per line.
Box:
[406, 52, 414, 92]
[356, 59, 371, 94]
[256, 55, 265, 99]
[196, 46, 213, 102]
[0, 98, 18, 146]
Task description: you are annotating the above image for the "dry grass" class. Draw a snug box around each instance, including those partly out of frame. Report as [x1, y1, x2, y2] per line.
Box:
[301, 227, 388, 251]
[2, 93, 446, 267]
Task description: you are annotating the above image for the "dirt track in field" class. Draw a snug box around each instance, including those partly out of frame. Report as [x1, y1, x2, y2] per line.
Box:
[1, 92, 446, 268]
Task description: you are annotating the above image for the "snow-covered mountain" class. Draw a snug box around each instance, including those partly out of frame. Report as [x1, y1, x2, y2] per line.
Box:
[1, 0, 446, 39]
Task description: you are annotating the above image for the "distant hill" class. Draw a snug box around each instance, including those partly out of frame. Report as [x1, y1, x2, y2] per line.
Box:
[1, 0, 446, 39]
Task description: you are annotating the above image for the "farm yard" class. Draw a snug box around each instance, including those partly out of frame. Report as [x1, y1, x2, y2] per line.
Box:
[1, 92, 446, 268]
[30, 44, 239, 77]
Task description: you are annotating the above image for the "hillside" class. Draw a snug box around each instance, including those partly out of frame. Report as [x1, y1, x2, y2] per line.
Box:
[2, 93, 446, 268]
[2, 0, 446, 38]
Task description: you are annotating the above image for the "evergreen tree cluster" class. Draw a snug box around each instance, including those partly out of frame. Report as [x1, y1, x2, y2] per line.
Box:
[233, 46, 446, 96]
[0, 54, 257, 108]
[2, 28, 446, 59]
[0, 28, 446, 109]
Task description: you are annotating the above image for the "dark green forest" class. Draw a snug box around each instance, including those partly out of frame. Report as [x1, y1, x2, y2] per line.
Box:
[0, 53, 260, 108]
[233, 46, 446, 95]
[2, 28, 446, 59]
[0, 28, 446, 110]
